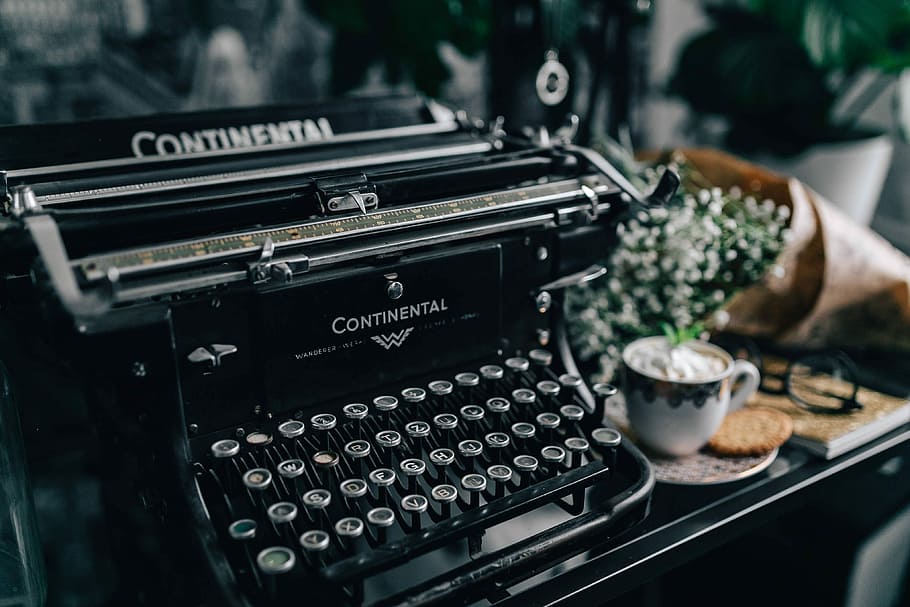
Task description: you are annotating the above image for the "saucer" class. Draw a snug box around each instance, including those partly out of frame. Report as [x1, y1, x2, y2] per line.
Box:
[644, 447, 778, 485]
[603, 395, 779, 485]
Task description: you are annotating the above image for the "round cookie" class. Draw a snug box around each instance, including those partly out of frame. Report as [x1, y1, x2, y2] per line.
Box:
[707, 407, 793, 456]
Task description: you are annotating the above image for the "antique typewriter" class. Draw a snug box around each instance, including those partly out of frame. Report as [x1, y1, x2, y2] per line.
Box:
[0, 95, 671, 607]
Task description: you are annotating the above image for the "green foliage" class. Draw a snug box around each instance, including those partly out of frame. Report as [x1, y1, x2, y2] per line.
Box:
[668, 0, 910, 155]
[661, 321, 705, 347]
[306, 0, 492, 97]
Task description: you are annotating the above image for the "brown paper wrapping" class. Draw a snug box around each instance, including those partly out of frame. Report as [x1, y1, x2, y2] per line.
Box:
[655, 147, 910, 353]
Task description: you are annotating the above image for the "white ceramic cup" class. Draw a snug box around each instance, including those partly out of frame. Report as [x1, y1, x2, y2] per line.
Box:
[621, 336, 761, 457]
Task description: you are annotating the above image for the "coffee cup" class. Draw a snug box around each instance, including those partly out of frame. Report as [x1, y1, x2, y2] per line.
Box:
[621, 336, 761, 457]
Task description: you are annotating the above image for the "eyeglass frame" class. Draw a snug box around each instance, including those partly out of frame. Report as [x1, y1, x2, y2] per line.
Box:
[709, 335, 863, 415]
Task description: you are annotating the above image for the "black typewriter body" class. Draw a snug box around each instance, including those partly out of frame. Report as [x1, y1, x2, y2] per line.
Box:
[0, 95, 656, 607]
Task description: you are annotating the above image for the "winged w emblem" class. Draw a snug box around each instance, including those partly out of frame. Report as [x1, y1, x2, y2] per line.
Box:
[371, 327, 414, 350]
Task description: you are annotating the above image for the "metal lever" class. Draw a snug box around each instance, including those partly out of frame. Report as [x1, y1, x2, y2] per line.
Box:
[23, 213, 112, 323]
[247, 239, 299, 285]
[564, 144, 680, 210]
[537, 265, 606, 292]
[647, 169, 681, 207]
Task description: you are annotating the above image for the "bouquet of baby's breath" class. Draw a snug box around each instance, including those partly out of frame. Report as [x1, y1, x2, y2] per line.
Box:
[566, 147, 792, 382]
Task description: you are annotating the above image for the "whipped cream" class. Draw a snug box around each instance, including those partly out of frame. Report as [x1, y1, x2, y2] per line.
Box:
[628, 341, 726, 381]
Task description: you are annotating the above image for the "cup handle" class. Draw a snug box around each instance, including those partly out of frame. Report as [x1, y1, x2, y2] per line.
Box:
[728, 360, 761, 412]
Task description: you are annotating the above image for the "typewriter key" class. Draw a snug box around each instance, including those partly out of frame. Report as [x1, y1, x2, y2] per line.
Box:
[211, 438, 240, 459]
[299, 530, 331, 567]
[228, 518, 257, 541]
[257, 545, 296, 598]
[335, 516, 365, 552]
[335, 516, 365, 540]
[513, 454, 539, 487]
[430, 484, 458, 518]
[344, 440, 372, 477]
[246, 431, 273, 447]
[560, 404, 586, 437]
[267, 500, 297, 522]
[242, 468, 273, 507]
[541, 445, 566, 476]
[484, 432, 511, 464]
[301, 489, 332, 529]
[343, 403, 369, 438]
[592, 383, 619, 413]
[401, 387, 427, 407]
[460, 473, 487, 508]
[459, 405, 486, 436]
[339, 478, 368, 515]
[457, 439, 483, 474]
[428, 448, 455, 483]
[428, 379, 455, 412]
[302, 487, 332, 508]
[256, 544, 297, 598]
[300, 529, 330, 550]
[313, 450, 340, 486]
[504, 357, 530, 388]
[536, 380, 561, 399]
[366, 507, 396, 544]
[368, 468, 396, 506]
[277, 458, 306, 498]
[373, 395, 398, 428]
[529, 348, 553, 372]
[433, 413, 459, 448]
[563, 437, 590, 468]
[536, 380, 561, 412]
[258, 545, 296, 572]
[210, 439, 241, 492]
[277, 420, 305, 440]
[511, 422, 536, 441]
[401, 494, 429, 530]
[485, 397, 511, 431]
[428, 380, 454, 396]
[375, 430, 402, 467]
[558, 373, 583, 394]
[404, 421, 431, 456]
[340, 477, 368, 500]
[487, 464, 514, 498]
[455, 372, 480, 387]
[399, 458, 427, 494]
[536, 412, 561, 444]
[335, 517, 365, 554]
[310, 413, 337, 450]
[245, 432, 273, 465]
[455, 372, 480, 402]
[511, 389, 537, 422]
[480, 364, 504, 380]
[590, 427, 622, 476]
[227, 521, 258, 586]
[267, 501, 299, 541]
[405, 420, 431, 438]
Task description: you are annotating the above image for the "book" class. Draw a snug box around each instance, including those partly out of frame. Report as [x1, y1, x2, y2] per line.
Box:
[746, 360, 910, 460]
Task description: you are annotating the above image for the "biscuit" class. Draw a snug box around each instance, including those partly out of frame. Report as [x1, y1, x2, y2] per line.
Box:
[707, 407, 793, 456]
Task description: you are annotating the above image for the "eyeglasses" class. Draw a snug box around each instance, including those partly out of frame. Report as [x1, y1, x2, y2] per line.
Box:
[709, 334, 863, 415]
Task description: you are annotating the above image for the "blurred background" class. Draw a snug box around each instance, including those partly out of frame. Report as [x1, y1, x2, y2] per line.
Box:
[0, 0, 908, 250]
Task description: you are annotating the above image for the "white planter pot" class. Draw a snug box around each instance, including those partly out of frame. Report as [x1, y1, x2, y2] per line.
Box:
[752, 134, 894, 226]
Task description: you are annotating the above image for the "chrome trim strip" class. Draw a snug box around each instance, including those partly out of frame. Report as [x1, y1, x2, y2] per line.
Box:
[110, 199, 613, 304]
[35, 140, 491, 204]
[77, 179, 608, 280]
[9, 121, 460, 179]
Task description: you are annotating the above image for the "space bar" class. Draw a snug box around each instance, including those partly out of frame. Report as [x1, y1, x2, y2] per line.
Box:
[321, 461, 610, 583]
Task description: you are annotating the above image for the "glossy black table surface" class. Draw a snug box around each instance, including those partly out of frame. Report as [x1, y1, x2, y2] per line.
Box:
[498, 421, 910, 607]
